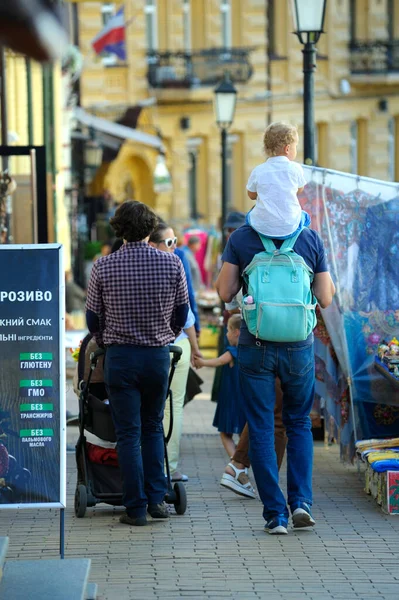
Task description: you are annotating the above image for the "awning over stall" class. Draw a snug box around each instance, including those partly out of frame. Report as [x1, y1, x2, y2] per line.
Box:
[73, 107, 164, 152]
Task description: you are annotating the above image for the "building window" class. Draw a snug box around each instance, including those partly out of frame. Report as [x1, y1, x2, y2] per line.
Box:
[101, 3, 115, 25]
[388, 117, 399, 182]
[100, 3, 118, 66]
[351, 119, 368, 176]
[220, 0, 232, 49]
[187, 138, 202, 219]
[349, 0, 355, 43]
[188, 151, 198, 219]
[350, 121, 358, 174]
[388, 118, 395, 181]
[183, 0, 191, 52]
[316, 122, 328, 167]
[388, 0, 399, 41]
[226, 144, 233, 212]
[267, 0, 276, 56]
[145, 0, 158, 51]
[350, 0, 369, 42]
[267, 0, 288, 58]
[226, 134, 239, 210]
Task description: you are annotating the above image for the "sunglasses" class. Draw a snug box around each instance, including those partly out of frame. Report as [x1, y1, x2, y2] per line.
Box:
[160, 237, 177, 248]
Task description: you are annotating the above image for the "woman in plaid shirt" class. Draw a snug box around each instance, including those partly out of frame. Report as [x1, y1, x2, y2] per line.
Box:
[86, 201, 189, 526]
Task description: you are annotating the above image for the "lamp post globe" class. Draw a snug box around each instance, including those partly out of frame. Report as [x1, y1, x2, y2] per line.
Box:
[291, 0, 327, 43]
[213, 75, 237, 248]
[214, 76, 237, 130]
[291, 0, 327, 165]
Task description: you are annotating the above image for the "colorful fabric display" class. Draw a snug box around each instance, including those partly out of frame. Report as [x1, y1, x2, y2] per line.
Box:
[356, 438, 399, 452]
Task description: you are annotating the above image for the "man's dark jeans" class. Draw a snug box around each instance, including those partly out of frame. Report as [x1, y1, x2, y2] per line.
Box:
[104, 345, 170, 518]
[238, 342, 315, 522]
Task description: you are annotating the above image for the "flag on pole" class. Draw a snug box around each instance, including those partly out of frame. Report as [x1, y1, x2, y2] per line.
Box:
[92, 8, 126, 60]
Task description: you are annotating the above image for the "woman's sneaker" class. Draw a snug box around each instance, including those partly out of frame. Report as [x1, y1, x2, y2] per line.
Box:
[264, 516, 288, 535]
[291, 502, 315, 528]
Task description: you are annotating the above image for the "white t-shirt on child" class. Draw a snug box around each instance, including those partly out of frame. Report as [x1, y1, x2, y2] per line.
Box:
[246, 156, 307, 237]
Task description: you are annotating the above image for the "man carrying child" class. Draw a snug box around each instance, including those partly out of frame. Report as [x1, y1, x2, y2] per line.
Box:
[216, 122, 335, 535]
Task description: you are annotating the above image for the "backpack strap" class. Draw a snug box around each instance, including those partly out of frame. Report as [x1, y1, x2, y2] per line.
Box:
[258, 234, 277, 254]
[258, 227, 306, 254]
[279, 227, 305, 252]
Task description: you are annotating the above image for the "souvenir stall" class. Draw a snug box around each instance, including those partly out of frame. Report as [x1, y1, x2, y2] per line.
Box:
[300, 167, 399, 513]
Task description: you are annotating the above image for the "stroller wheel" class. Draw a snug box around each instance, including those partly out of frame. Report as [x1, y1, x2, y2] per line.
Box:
[75, 484, 87, 518]
[173, 482, 187, 515]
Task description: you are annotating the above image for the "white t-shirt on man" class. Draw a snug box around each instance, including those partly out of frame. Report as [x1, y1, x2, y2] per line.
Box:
[246, 156, 307, 237]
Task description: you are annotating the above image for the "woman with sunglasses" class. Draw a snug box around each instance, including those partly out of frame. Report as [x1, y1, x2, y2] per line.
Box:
[149, 223, 202, 482]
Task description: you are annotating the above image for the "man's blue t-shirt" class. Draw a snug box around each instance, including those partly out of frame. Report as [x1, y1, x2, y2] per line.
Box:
[221, 225, 329, 346]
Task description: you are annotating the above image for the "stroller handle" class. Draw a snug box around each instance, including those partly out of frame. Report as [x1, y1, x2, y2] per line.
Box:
[169, 344, 183, 362]
[90, 348, 106, 366]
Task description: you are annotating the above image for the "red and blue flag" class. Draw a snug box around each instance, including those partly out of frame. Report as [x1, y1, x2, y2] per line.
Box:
[92, 8, 126, 60]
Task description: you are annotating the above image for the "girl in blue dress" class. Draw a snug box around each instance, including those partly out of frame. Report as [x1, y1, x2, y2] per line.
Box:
[194, 314, 246, 458]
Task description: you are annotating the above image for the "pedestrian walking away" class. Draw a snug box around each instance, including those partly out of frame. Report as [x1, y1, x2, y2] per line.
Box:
[216, 217, 335, 535]
[85, 201, 189, 527]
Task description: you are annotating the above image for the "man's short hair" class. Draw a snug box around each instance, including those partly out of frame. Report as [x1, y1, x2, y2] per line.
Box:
[188, 235, 200, 246]
[110, 201, 158, 242]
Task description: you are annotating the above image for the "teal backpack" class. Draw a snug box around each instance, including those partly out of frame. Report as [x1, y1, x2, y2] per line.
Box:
[242, 229, 317, 342]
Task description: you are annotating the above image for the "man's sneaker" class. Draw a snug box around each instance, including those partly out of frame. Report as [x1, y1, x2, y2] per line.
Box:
[147, 502, 169, 519]
[264, 516, 288, 535]
[291, 502, 315, 528]
[220, 462, 256, 499]
[119, 513, 147, 526]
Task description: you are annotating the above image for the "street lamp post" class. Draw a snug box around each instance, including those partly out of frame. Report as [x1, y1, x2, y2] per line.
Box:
[213, 74, 237, 248]
[291, 0, 327, 166]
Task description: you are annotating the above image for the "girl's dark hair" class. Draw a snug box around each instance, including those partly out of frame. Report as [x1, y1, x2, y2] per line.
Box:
[109, 201, 158, 242]
[149, 221, 170, 245]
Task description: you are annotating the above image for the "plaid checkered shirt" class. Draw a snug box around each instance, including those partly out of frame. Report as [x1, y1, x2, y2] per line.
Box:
[86, 242, 189, 347]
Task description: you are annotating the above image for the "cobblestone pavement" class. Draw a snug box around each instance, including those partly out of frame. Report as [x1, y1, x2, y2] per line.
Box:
[1, 368, 399, 600]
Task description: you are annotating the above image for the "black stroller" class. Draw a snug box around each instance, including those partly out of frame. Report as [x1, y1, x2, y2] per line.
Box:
[74, 333, 187, 518]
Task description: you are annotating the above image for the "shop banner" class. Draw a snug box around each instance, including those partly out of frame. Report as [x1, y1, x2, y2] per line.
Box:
[0, 245, 65, 508]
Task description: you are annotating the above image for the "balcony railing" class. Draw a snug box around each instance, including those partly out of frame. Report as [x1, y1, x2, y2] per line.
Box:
[349, 40, 399, 74]
[147, 47, 253, 89]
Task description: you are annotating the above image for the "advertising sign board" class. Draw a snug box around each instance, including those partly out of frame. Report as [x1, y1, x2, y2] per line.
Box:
[0, 244, 65, 508]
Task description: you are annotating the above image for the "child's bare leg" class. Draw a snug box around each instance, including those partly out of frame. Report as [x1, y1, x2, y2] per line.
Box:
[220, 432, 236, 458]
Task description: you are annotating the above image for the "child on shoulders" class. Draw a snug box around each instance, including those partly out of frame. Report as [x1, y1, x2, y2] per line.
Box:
[246, 121, 309, 239]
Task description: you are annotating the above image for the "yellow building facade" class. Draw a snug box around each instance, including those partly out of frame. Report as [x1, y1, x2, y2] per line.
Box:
[73, 0, 399, 225]
[3, 51, 72, 268]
